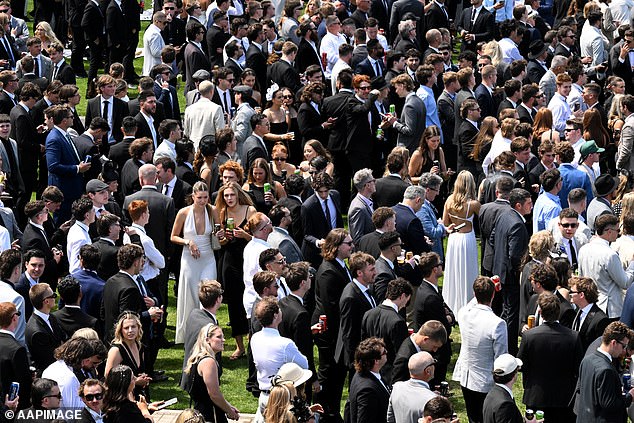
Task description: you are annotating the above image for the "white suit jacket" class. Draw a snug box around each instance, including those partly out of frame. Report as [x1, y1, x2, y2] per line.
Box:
[452, 301, 508, 393]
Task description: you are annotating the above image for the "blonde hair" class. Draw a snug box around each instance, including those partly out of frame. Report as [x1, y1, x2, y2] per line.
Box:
[447, 170, 476, 212]
[71, 328, 100, 340]
[35, 21, 62, 46]
[175, 409, 205, 423]
[482, 41, 503, 67]
[264, 382, 297, 423]
[113, 312, 143, 344]
[184, 324, 221, 375]
[528, 230, 555, 261]
[621, 192, 634, 226]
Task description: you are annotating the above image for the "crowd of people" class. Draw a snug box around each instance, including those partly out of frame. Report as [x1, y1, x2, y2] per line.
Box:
[0, 0, 633, 421]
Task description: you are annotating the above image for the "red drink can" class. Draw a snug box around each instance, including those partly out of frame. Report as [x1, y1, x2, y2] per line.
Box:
[491, 275, 501, 292]
[408, 328, 414, 335]
[321, 52, 327, 66]
[319, 314, 327, 332]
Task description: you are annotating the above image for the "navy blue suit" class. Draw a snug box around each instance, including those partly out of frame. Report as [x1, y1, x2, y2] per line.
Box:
[392, 203, 430, 255]
[354, 57, 385, 78]
[46, 127, 84, 223]
[72, 269, 106, 322]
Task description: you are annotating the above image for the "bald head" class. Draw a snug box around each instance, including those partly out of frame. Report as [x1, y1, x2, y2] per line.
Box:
[408, 351, 435, 381]
[138, 163, 158, 186]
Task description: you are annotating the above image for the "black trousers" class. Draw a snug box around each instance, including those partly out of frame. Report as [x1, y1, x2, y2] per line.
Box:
[461, 385, 487, 423]
[314, 335, 346, 423]
[70, 25, 87, 74]
[331, 150, 351, 211]
[501, 282, 520, 355]
[123, 30, 139, 79]
[87, 37, 105, 95]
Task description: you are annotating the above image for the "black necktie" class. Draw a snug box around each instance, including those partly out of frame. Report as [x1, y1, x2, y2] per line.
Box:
[470, 7, 477, 30]
[34, 56, 39, 77]
[193, 91, 201, 103]
[569, 238, 578, 270]
[374, 60, 381, 76]
[572, 309, 582, 331]
[324, 198, 332, 229]
[102, 99, 109, 121]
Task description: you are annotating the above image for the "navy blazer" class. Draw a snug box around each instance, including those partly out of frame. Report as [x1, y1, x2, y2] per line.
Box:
[72, 269, 106, 321]
[392, 203, 430, 255]
[46, 127, 84, 204]
[354, 57, 385, 78]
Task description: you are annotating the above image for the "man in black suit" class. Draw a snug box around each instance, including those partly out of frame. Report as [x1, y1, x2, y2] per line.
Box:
[456, 0, 495, 53]
[491, 188, 532, 355]
[295, 21, 321, 74]
[425, 0, 449, 31]
[517, 84, 539, 125]
[156, 157, 192, 210]
[527, 40, 550, 85]
[482, 354, 524, 423]
[0, 72, 18, 115]
[311, 228, 353, 423]
[268, 41, 302, 93]
[120, 137, 154, 197]
[16, 249, 48, 320]
[133, 91, 160, 150]
[361, 277, 411, 384]
[518, 292, 583, 422]
[223, 41, 244, 81]
[612, 30, 634, 93]
[74, 117, 110, 183]
[392, 185, 430, 255]
[474, 64, 497, 119]
[0, 113, 24, 200]
[25, 283, 68, 375]
[582, 82, 609, 130]
[0, 32, 19, 70]
[81, 0, 106, 96]
[528, 142, 556, 187]
[497, 80, 522, 118]
[245, 23, 268, 94]
[52, 275, 99, 338]
[277, 174, 304, 246]
[370, 230, 421, 302]
[392, 320, 447, 384]
[17, 56, 48, 92]
[180, 280, 222, 381]
[0, 301, 31, 409]
[92, 215, 120, 282]
[279, 262, 318, 398]
[152, 65, 180, 122]
[479, 176, 513, 276]
[105, 0, 127, 66]
[413, 252, 455, 387]
[369, 1, 391, 41]
[123, 164, 175, 321]
[205, 12, 230, 70]
[10, 82, 42, 226]
[21, 202, 61, 289]
[574, 321, 634, 422]
[160, 0, 186, 51]
[374, 152, 409, 208]
[48, 43, 76, 86]
[336, 252, 377, 378]
[569, 276, 610, 351]
[344, 337, 390, 423]
[388, 0, 423, 46]
[554, 25, 576, 58]
[301, 172, 343, 267]
[186, 20, 212, 92]
[101, 244, 162, 343]
[457, 98, 480, 176]
[354, 39, 385, 79]
[321, 69, 355, 208]
[241, 113, 269, 172]
[358, 208, 396, 259]
[108, 116, 137, 171]
[85, 75, 129, 149]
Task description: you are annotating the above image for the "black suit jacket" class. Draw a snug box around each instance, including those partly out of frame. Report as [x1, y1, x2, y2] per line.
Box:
[277, 195, 303, 246]
[10, 103, 39, 174]
[321, 89, 354, 153]
[312, 259, 351, 346]
[123, 186, 175, 256]
[108, 136, 134, 171]
[21, 223, 58, 288]
[0, 331, 31, 408]
[279, 294, 316, 375]
[392, 336, 418, 383]
[120, 158, 143, 197]
[369, 0, 391, 39]
[457, 119, 479, 174]
[297, 102, 328, 145]
[392, 203, 430, 255]
[240, 135, 268, 172]
[497, 98, 517, 118]
[17, 74, 48, 93]
[159, 178, 192, 210]
[577, 304, 610, 351]
[74, 133, 102, 182]
[336, 281, 375, 367]
[93, 238, 120, 281]
[25, 313, 67, 374]
[456, 6, 495, 52]
[517, 321, 583, 408]
[354, 57, 385, 79]
[205, 25, 229, 69]
[492, 209, 529, 287]
[50, 61, 76, 85]
[0, 91, 16, 116]
[301, 192, 343, 267]
[267, 59, 302, 93]
[85, 95, 129, 144]
[374, 175, 408, 208]
[153, 82, 180, 122]
[82, 0, 106, 43]
[105, 0, 127, 47]
[346, 93, 377, 153]
[101, 271, 154, 343]
[516, 104, 535, 125]
[176, 162, 199, 187]
[246, 43, 267, 94]
[479, 199, 511, 273]
[527, 59, 547, 84]
[134, 112, 160, 149]
[0, 35, 19, 69]
[482, 384, 523, 423]
[15, 274, 35, 319]
[345, 371, 390, 423]
[52, 306, 99, 338]
[295, 38, 321, 74]
[475, 83, 496, 119]
[184, 41, 211, 93]
[425, 1, 449, 31]
[371, 256, 398, 303]
[358, 230, 381, 258]
[361, 304, 408, 384]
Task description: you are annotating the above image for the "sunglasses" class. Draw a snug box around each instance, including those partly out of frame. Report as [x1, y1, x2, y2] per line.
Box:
[164, 6, 175, 9]
[282, 95, 293, 99]
[560, 222, 578, 228]
[0, 9, 9, 13]
[44, 393, 62, 399]
[273, 157, 287, 162]
[46, 293, 58, 299]
[84, 393, 104, 401]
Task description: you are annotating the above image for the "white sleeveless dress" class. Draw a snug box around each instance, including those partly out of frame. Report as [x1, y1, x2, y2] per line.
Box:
[442, 202, 478, 315]
[175, 207, 217, 343]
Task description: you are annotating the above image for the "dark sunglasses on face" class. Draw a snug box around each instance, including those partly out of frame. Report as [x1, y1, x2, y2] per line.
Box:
[84, 393, 103, 401]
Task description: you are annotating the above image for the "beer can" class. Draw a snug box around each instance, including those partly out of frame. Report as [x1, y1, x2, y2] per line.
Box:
[525, 409, 534, 420]
[263, 183, 271, 193]
[624, 374, 631, 390]
[376, 128, 383, 139]
[319, 314, 327, 331]
[527, 315, 535, 329]
[389, 104, 395, 114]
[440, 381, 449, 396]
[294, 169, 301, 174]
[535, 410, 544, 420]
[226, 218, 235, 231]
[214, 224, 221, 233]
[9, 382, 19, 401]
[406, 251, 413, 260]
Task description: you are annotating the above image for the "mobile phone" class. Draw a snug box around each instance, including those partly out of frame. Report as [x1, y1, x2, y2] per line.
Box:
[155, 398, 178, 410]
[83, 155, 92, 163]
[454, 222, 467, 231]
[432, 160, 440, 167]
[9, 382, 19, 401]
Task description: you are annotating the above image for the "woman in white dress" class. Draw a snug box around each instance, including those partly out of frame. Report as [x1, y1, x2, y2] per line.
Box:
[171, 181, 222, 343]
[442, 170, 481, 314]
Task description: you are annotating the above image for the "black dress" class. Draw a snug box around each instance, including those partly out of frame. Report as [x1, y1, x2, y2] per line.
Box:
[246, 183, 275, 215]
[104, 399, 152, 423]
[114, 342, 149, 400]
[267, 121, 289, 155]
[217, 210, 250, 337]
[189, 357, 228, 423]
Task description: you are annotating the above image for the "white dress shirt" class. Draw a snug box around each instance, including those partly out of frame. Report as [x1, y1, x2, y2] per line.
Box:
[243, 238, 271, 318]
[42, 360, 83, 409]
[67, 221, 91, 274]
[123, 224, 165, 281]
